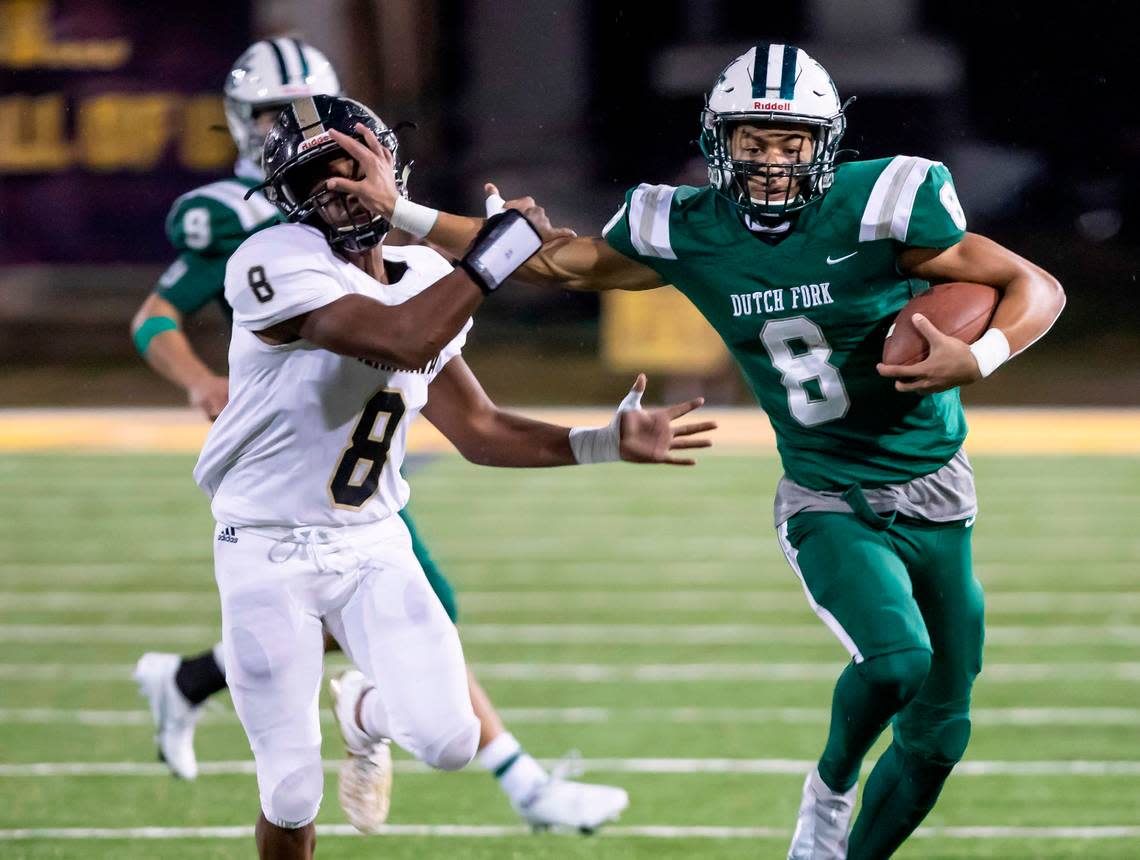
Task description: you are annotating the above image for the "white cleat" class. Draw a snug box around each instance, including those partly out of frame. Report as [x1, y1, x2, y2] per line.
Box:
[787, 768, 857, 860]
[133, 652, 203, 780]
[329, 670, 393, 834]
[516, 775, 629, 834]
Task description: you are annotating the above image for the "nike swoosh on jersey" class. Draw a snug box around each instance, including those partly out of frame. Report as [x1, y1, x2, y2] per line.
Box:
[826, 251, 859, 265]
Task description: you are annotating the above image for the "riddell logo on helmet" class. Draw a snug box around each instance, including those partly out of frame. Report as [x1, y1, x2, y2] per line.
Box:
[299, 132, 333, 152]
[753, 100, 792, 111]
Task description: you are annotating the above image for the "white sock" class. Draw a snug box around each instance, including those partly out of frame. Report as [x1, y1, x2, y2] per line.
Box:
[211, 642, 226, 677]
[359, 686, 392, 743]
[478, 732, 548, 805]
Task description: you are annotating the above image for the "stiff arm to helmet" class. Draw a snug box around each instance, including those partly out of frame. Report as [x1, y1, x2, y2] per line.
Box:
[250, 95, 410, 254]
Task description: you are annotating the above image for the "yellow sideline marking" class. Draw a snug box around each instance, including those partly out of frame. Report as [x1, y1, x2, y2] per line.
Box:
[0, 408, 1137, 455]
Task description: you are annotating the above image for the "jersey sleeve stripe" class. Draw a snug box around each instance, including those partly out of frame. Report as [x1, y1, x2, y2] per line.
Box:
[194, 182, 277, 230]
[859, 156, 911, 241]
[629, 184, 678, 260]
[890, 158, 936, 243]
[859, 156, 937, 242]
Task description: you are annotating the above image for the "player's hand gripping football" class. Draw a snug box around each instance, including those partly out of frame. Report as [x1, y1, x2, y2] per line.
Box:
[617, 374, 716, 466]
[876, 313, 983, 394]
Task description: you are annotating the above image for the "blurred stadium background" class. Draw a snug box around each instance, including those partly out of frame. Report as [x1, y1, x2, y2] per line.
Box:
[2, 1, 1139, 858]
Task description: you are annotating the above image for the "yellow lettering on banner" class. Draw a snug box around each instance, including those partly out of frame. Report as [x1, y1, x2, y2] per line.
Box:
[601, 287, 729, 374]
[180, 95, 237, 170]
[77, 94, 175, 171]
[0, 93, 71, 170]
[0, 0, 131, 70]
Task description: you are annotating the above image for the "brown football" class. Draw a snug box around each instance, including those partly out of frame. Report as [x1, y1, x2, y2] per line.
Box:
[882, 282, 999, 366]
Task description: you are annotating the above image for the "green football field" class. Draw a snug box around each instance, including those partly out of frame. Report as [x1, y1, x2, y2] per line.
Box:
[1, 452, 1139, 859]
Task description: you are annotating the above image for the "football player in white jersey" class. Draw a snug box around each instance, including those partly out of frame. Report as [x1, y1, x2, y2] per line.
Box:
[194, 94, 715, 860]
[132, 39, 638, 835]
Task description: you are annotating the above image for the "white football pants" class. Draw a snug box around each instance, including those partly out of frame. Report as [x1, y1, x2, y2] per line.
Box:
[213, 515, 477, 828]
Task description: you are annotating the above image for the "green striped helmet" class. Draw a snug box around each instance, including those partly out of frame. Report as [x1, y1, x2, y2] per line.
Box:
[700, 43, 849, 219]
[224, 39, 341, 170]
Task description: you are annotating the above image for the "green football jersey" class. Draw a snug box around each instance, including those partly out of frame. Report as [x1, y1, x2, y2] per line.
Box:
[604, 156, 970, 491]
[154, 170, 280, 316]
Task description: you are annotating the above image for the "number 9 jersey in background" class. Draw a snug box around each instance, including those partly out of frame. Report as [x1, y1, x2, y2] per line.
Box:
[193, 223, 470, 528]
[603, 155, 969, 492]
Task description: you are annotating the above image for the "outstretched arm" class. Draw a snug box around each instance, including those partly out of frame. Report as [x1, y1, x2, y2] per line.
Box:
[421, 358, 715, 467]
[878, 232, 1065, 393]
[413, 192, 663, 293]
[131, 292, 229, 420]
[322, 140, 664, 294]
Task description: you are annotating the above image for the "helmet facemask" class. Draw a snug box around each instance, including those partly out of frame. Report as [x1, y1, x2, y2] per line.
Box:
[700, 109, 846, 220]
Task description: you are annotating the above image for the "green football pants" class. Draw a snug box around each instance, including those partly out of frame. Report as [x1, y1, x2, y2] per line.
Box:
[779, 510, 984, 766]
[399, 507, 459, 623]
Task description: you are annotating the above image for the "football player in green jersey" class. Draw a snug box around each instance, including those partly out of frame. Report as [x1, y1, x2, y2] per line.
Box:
[131, 38, 628, 834]
[350, 42, 1066, 860]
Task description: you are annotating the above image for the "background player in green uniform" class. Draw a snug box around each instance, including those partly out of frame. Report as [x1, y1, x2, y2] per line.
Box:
[130, 37, 628, 834]
[353, 42, 1066, 860]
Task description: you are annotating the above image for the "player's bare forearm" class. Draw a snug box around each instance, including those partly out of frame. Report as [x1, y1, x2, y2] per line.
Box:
[422, 357, 575, 467]
[132, 295, 213, 388]
[132, 293, 229, 420]
[457, 410, 576, 468]
[296, 269, 484, 370]
[898, 232, 1065, 356]
[425, 216, 662, 292]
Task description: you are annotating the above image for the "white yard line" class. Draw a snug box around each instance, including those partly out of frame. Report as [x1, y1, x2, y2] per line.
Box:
[3, 661, 1140, 683]
[2, 622, 1138, 645]
[3, 758, 1140, 778]
[3, 706, 1139, 726]
[6, 589, 1140, 614]
[1, 824, 1138, 841]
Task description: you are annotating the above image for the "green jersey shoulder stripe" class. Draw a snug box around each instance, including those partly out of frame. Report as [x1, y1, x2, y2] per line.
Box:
[625, 183, 678, 260]
[858, 155, 940, 243]
[165, 180, 278, 235]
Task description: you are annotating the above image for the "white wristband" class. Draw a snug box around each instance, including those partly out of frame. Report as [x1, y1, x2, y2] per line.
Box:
[390, 196, 439, 240]
[568, 424, 620, 464]
[969, 328, 1011, 378]
[568, 383, 645, 464]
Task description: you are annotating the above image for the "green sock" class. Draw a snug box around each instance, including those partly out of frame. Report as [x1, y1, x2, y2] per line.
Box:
[817, 650, 929, 792]
[846, 741, 954, 860]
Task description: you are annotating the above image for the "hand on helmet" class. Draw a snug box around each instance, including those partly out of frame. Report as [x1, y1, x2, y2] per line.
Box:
[325, 124, 399, 217]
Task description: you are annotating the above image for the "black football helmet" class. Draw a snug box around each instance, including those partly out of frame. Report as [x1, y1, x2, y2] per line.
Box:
[249, 94, 409, 253]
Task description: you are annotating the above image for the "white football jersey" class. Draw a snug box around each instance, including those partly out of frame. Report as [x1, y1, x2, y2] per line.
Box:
[194, 223, 470, 528]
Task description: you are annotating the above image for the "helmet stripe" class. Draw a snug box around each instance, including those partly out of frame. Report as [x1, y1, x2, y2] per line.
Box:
[266, 39, 291, 84]
[779, 45, 798, 100]
[292, 39, 311, 79]
[750, 44, 770, 99]
[292, 97, 324, 138]
[764, 45, 786, 97]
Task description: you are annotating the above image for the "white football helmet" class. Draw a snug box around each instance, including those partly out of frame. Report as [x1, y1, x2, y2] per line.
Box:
[699, 43, 852, 217]
[224, 38, 341, 168]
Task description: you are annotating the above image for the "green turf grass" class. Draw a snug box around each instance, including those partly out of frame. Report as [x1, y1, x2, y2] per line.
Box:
[1, 453, 1138, 858]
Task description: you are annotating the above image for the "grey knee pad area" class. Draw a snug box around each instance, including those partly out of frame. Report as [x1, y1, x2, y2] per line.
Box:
[420, 716, 481, 772]
[262, 760, 324, 829]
